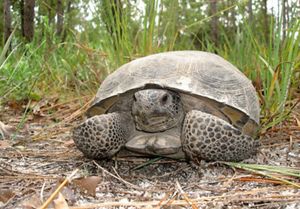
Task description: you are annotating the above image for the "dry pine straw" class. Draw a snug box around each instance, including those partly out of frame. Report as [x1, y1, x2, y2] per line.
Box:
[0, 97, 300, 208]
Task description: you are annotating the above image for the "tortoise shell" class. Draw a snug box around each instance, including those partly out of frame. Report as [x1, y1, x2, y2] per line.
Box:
[87, 51, 260, 136]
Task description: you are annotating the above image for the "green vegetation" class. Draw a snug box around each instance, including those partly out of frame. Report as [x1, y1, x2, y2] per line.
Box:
[225, 162, 300, 188]
[0, 0, 299, 130]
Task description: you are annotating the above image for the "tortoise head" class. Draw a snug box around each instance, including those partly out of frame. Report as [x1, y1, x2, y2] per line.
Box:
[132, 89, 184, 132]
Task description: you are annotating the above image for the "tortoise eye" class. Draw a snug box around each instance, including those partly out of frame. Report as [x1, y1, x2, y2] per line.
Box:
[161, 94, 169, 104]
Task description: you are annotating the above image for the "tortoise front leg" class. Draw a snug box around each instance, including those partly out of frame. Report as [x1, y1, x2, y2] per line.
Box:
[181, 110, 259, 162]
[73, 112, 134, 159]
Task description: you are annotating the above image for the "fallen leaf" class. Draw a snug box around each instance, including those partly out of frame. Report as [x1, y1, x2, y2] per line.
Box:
[0, 140, 11, 149]
[63, 139, 75, 147]
[53, 193, 69, 209]
[60, 187, 76, 205]
[29, 98, 60, 118]
[0, 190, 15, 205]
[20, 194, 42, 209]
[30, 99, 48, 117]
[7, 100, 24, 111]
[50, 183, 76, 205]
[72, 176, 101, 197]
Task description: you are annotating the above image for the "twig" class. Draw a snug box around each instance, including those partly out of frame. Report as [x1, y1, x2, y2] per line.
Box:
[130, 157, 163, 171]
[161, 191, 178, 209]
[40, 181, 46, 203]
[176, 180, 198, 209]
[93, 161, 142, 190]
[39, 169, 78, 209]
[47, 194, 300, 209]
[155, 191, 175, 209]
[62, 97, 93, 123]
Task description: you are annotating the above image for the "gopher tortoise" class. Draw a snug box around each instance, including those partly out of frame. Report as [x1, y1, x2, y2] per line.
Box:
[73, 51, 260, 162]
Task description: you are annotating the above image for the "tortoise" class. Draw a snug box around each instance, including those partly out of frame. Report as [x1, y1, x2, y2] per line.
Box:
[73, 51, 260, 162]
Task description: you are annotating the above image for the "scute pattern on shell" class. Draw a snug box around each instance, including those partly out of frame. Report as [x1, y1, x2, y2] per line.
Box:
[89, 51, 260, 124]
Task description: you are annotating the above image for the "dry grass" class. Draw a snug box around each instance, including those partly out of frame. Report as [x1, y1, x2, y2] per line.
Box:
[0, 97, 300, 208]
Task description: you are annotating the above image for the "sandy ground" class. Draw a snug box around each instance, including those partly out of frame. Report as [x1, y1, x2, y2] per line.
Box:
[0, 98, 300, 209]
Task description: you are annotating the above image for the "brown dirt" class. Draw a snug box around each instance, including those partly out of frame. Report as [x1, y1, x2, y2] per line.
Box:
[0, 97, 300, 209]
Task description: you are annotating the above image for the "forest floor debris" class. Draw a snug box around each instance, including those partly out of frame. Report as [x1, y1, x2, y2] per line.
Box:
[0, 97, 300, 209]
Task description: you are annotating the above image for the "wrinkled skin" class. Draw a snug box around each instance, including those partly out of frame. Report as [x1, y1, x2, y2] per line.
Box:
[73, 89, 259, 161]
[132, 89, 184, 132]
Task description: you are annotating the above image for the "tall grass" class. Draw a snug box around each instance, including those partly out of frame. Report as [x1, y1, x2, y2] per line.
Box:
[0, 0, 299, 130]
[257, 18, 300, 130]
[94, 0, 299, 128]
[212, 6, 300, 130]
[0, 40, 100, 102]
[0, 19, 105, 102]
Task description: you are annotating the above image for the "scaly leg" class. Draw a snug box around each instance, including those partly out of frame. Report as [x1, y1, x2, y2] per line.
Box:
[73, 112, 134, 159]
[182, 110, 259, 162]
